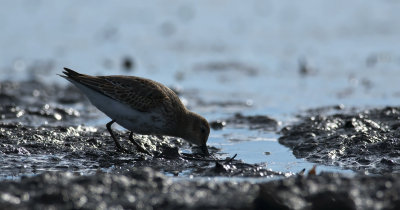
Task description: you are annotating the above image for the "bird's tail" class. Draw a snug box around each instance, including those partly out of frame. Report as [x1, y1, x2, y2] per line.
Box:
[59, 67, 83, 80]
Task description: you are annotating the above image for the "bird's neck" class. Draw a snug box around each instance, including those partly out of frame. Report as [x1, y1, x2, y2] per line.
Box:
[175, 110, 194, 140]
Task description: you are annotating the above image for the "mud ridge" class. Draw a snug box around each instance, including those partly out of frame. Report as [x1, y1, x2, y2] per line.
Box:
[279, 106, 400, 173]
[1, 168, 400, 210]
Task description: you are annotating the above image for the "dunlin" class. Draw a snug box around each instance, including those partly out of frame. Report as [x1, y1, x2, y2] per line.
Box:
[60, 68, 210, 155]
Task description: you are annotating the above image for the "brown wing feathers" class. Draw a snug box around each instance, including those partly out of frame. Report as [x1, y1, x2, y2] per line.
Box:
[61, 68, 165, 112]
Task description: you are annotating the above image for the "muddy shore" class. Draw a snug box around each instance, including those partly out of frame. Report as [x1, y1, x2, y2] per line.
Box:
[1, 80, 400, 209]
[279, 106, 400, 174]
[1, 169, 400, 210]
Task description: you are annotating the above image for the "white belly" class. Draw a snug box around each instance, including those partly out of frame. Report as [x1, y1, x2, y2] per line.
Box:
[69, 80, 165, 134]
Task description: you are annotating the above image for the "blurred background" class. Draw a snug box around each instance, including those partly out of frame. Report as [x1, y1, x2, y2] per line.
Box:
[1, 0, 400, 173]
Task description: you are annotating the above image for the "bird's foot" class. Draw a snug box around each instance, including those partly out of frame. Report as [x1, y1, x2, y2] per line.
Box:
[135, 145, 152, 156]
[128, 132, 152, 156]
[115, 144, 151, 156]
[115, 145, 134, 154]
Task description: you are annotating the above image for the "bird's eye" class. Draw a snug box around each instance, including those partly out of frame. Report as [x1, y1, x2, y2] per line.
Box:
[200, 127, 206, 134]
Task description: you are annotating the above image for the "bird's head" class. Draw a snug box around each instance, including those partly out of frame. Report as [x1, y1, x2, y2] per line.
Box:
[178, 111, 210, 155]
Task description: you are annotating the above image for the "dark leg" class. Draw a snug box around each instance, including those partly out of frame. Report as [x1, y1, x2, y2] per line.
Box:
[128, 132, 151, 155]
[201, 144, 210, 156]
[106, 120, 130, 153]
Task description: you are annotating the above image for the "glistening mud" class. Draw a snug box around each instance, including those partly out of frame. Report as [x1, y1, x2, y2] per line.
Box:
[0, 81, 282, 179]
[2, 78, 400, 209]
[280, 106, 400, 174]
[2, 1, 400, 209]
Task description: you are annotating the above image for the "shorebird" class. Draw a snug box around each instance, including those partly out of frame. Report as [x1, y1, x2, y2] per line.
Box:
[60, 68, 210, 155]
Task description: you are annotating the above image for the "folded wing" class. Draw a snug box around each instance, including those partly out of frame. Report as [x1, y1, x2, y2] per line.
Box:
[62, 68, 167, 112]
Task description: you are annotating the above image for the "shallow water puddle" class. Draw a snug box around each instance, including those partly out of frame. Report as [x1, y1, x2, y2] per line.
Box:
[0, 154, 102, 180]
[210, 126, 355, 175]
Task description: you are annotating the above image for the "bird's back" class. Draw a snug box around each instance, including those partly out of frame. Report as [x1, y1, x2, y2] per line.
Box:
[61, 68, 186, 135]
[61, 68, 185, 112]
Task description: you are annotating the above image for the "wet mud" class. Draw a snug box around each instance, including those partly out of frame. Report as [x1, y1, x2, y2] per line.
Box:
[2, 80, 400, 209]
[254, 172, 400, 210]
[279, 106, 400, 173]
[0, 80, 93, 126]
[210, 113, 278, 132]
[0, 168, 258, 210]
[1, 168, 400, 210]
[0, 80, 281, 179]
[0, 121, 281, 179]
